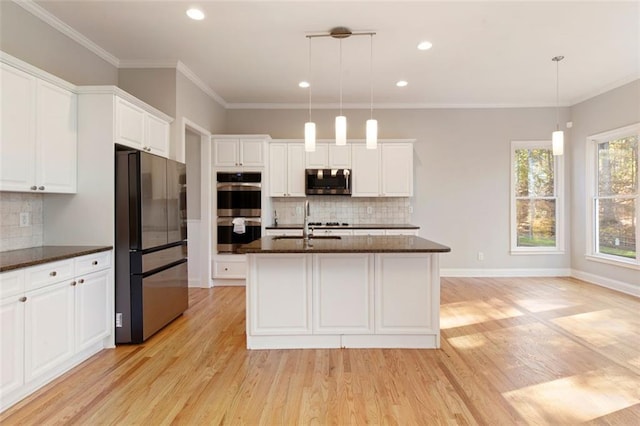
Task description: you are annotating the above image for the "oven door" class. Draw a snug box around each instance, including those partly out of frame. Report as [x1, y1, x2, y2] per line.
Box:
[217, 182, 262, 217]
[217, 218, 262, 253]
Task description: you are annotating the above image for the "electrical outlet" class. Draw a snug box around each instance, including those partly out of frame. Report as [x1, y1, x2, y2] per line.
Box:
[116, 313, 123, 327]
[367, 206, 373, 215]
[477, 251, 484, 261]
[19, 212, 30, 227]
[408, 205, 414, 214]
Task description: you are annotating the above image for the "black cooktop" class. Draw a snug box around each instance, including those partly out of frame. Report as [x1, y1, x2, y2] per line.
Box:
[308, 222, 349, 227]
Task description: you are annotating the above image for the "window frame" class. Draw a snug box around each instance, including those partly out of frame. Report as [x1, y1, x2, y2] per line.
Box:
[586, 123, 640, 270]
[510, 140, 565, 255]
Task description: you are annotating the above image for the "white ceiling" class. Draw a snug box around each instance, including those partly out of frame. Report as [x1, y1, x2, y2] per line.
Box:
[31, 0, 640, 109]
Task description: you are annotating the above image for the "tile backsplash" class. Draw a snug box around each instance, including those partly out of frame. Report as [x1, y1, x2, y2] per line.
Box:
[272, 197, 412, 225]
[0, 192, 44, 252]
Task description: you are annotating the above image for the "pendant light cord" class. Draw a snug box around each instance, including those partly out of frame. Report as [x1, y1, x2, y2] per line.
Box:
[339, 39, 343, 116]
[369, 34, 374, 119]
[555, 58, 560, 131]
[308, 37, 312, 122]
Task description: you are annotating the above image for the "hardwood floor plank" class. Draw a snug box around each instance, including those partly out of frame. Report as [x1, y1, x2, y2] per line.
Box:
[2, 277, 639, 425]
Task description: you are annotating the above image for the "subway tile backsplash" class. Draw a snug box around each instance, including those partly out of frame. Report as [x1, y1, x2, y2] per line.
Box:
[0, 192, 44, 252]
[272, 197, 412, 225]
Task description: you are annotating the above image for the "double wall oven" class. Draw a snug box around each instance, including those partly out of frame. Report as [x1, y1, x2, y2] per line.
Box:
[217, 172, 262, 253]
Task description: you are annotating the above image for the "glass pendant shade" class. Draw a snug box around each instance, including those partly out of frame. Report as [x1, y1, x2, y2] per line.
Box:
[335, 116, 347, 145]
[305, 122, 316, 152]
[552, 130, 564, 156]
[366, 119, 378, 149]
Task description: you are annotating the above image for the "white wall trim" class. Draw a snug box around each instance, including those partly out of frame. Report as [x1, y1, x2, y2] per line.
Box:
[441, 268, 571, 278]
[176, 61, 228, 108]
[14, 0, 120, 67]
[571, 269, 639, 298]
[0, 50, 77, 91]
[225, 102, 571, 110]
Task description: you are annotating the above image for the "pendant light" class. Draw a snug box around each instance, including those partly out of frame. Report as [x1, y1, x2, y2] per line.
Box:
[552, 55, 564, 156]
[366, 33, 377, 149]
[304, 36, 316, 152]
[335, 38, 347, 146]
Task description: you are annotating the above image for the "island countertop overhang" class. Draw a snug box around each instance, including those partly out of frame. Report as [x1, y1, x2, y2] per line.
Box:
[237, 235, 450, 254]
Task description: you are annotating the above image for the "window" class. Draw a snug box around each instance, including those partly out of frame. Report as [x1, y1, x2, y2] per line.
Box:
[510, 141, 564, 253]
[587, 123, 639, 268]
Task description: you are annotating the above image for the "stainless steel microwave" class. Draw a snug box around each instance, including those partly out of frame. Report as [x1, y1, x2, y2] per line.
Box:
[305, 169, 351, 195]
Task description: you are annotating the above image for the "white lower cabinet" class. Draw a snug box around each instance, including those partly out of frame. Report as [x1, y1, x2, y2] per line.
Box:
[313, 254, 373, 334]
[265, 229, 302, 237]
[0, 250, 113, 412]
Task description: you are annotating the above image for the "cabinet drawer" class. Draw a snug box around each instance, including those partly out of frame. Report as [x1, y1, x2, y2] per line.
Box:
[0, 269, 25, 299]
[24, 260, 74, 291]
[75, 251, 112, 275]
[214, 259, 246, 279]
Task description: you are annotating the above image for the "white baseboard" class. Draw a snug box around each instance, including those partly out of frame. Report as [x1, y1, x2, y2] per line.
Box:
[212, 279, 246, 287]
[441, 268, 571, 277]
[571, 269, 639, 297]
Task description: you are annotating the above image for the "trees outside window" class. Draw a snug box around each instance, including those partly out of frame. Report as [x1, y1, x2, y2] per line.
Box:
[510, 141, 564, 253]
[589, 124, 639, 266]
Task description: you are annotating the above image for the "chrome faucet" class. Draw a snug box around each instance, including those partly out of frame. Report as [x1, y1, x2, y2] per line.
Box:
[303, 200, 311, 241]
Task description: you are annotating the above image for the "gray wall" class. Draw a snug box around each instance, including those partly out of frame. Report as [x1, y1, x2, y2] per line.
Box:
[118, 68, 177, 117]
[570, 79, 640, 286]
[0, 1, 118, 85]
[226, 107, 572, 272]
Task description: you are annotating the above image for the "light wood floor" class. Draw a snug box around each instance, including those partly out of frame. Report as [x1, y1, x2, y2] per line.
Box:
[2, 277, 639, 425]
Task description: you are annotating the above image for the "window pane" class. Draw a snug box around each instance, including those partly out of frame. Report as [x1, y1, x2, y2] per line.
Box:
[514, 148, 554, 197]
[598, 136, 638, 196]
[516, 199, 556, 247]
[597, 198, 636, 259]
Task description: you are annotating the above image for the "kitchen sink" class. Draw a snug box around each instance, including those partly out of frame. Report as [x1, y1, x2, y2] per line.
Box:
[272, 235, 342, 240]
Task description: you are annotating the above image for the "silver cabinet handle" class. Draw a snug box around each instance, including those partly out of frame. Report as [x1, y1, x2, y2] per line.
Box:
[19, 296, 27, 302]
[50, 271, 57, 277]
[78, 279, 85, 284]
[38, 186, 45, 190]
[92, 260, 98, 266]
[30, 185, 37, 190]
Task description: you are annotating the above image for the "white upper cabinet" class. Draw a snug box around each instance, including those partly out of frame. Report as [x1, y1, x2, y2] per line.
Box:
[269, 143, 305, 197]
[352, 142, 413, 197]
[305, 143, 351, 169]
[115, 97, 169, 157]
[0, 62, 77, 193]
[213, 137, 265, 168]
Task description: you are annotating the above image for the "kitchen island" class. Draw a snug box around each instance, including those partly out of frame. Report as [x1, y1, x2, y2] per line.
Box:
[238, 235, 450, 349]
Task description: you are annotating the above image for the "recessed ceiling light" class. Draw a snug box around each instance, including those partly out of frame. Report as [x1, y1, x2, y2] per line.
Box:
[396, 80, 408, 87]
[417, 41, 433, 51]
[299, 81, 310, 88]
[186, 8, 205, 20]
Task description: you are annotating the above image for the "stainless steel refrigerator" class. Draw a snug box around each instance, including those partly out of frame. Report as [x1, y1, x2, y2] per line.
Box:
[115, 146, 188, 344]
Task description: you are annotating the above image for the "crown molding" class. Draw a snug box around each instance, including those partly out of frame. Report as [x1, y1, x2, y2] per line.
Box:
[569, 72, 640, 106]
[13, 0, 120, 67]
[176, 61, 228, 108]
[119, 60, 180, 69]
[225, 101, 568, 110]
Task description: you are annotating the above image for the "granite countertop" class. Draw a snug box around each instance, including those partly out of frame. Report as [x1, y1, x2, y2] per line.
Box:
[238, 235, 450, 254]
[266, 223, 420, 230]
[0, 245, 113, 273]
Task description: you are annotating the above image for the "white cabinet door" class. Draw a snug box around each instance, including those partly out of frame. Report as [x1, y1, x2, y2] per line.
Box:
[351, 144, 380, 197]
[287, 144, 306, 197]
[0, 296, 25, 398]
[24, 281, 75, 382]
[381, 143, 413, 196]
[352, 229, 386, 236]
[375, 253, 435, 333]
[249, 254, 312, 335]
[265, 229, 302, 236]
[115, 98, 145, 150]
[0, 63, 36, 192]
[269, 143, 288, 196]
[385, 229, 419, 236]
[305, 143, 329, 168]
[75, 270, 110, 352]
[312, 229, 353, 237]
[239, 139, 264, 167]
[329, 144, 351, 168]
[36, 80, 77, 193]
[213, 139, 239, 167]
[313, 254, 373, 334]
[146, 113, 169, 157]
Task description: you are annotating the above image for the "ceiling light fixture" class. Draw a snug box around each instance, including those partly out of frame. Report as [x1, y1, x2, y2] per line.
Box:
[417, 41, 433, 51]
[552, 55, 564, 156]
[304, 37, 316, 152]
[396, 80, 408, 87]
[305, 27, 377, 147]
[186, 8, 205, 21]
[299, 81, 310, 88]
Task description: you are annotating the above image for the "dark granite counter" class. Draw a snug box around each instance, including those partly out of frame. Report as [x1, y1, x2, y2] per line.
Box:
[238, 235, 450, 254]
[0, 245, 113, 273]
[265, 223, 419, 230]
